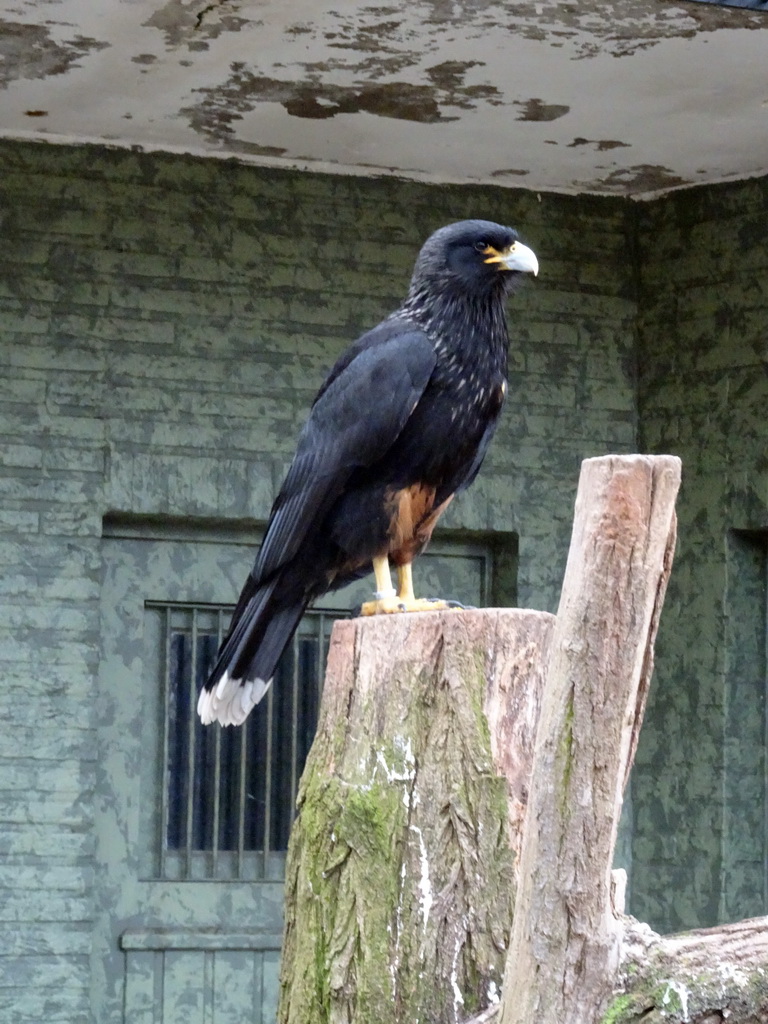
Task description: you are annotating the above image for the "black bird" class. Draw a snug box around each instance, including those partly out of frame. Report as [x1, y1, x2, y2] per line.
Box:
[198, 220, 538, 726]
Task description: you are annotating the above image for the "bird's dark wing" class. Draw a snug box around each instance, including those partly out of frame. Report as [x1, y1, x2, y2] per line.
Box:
[254, 327, 437, 582]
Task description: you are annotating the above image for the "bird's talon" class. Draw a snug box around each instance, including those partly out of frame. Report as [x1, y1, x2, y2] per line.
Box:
[360, 595, 405, 616]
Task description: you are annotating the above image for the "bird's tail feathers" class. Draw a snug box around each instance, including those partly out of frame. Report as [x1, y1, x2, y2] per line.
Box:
[206, 575, 273, 686]
[197, 670, 272, 727]
[198, 581, 308, 727]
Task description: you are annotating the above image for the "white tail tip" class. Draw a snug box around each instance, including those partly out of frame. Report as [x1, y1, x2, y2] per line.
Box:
[197, 671, 272, 726]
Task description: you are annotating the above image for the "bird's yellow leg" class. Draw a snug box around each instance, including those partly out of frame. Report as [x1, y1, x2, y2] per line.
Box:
[360, 555, 403, 615]
[396, 561, 457, 612]
[397, 562, 416, 603]
[361, 557, 468, 616]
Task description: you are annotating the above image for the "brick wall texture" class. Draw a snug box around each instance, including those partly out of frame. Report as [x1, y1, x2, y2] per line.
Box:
[0, 137, 765, 1017]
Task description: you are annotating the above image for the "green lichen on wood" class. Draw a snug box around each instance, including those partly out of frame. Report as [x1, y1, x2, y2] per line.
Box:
[599, 992, 637, 1024]
[600, 943, 768, 1024]
[281, 768, 407, 1022]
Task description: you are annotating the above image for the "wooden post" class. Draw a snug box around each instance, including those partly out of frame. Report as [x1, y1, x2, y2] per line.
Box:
[499, 454, 681, 1024]
[278, 608, 555, 1024]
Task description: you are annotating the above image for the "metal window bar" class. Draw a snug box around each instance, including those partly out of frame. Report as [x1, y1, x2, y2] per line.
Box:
[185, 608, 198, 879]
[147, 601, 341, 881]
[238, 684, 248, 877]
[159, 605, 173, 881]
[262, 683, 274, 878]
[211, 607, 224, 877]
[290, 639, 300, 838]
[764, 541, 768, 912]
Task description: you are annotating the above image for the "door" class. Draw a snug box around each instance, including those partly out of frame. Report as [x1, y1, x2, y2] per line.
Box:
[92, 525, 495, 1023]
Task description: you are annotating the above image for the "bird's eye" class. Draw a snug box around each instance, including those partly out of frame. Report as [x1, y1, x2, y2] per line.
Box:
[474, 240, 488, 252]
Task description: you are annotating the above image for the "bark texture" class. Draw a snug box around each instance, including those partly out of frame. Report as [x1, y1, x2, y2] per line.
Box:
[469, 913, 768, 1023]
[278, 608, 554, 1024]
[602, 914, 768, 1024]
[499, 454, 681, 1024]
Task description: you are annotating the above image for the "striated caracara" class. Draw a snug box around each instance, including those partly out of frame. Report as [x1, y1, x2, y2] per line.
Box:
[198, 219, 538, 726]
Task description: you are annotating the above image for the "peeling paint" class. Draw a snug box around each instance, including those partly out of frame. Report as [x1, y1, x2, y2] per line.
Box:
[568, 137, 630, 150]
[0, 20, 109, 88]
[182, 58, 502, 141]
[297, 0, 768, 61]
[515, 98, 570, 121]
[0, 0, 767, 196]
[301, 52, 420, 76]
[143, 0, 251, 48]
[425, 59, 502, 108]
[325, 18, 407, 52]
[597, 163, 692, 192]
[494, 0, 768, 56]
[490, 168, 531, 177]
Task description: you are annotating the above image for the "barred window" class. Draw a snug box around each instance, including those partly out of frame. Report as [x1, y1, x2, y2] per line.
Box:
[135, 533, 510, 883]
[144, 602, 342, 882]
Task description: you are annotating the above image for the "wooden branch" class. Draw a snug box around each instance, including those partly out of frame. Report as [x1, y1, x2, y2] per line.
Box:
[656, 915, 768, 962]
[606, 914, 768, 1023]
[278, 608, 554, 1024]
[499, 455, 681, 1024]
[465, 915, 768, 1024]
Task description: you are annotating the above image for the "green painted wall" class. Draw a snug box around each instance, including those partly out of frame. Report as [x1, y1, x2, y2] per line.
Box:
[0, 135, 764, 1018]
[0, 139, 636, 1021]
[634, 177, 768, 932]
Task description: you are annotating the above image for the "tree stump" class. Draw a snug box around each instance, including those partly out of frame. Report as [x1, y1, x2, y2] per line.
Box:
[278, 608, 555, 1024]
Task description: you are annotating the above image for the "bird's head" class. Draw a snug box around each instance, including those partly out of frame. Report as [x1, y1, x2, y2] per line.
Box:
[410, 220, 539, 299]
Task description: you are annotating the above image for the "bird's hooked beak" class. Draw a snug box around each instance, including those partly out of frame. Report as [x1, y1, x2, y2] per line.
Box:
[483, 241, 539, 277]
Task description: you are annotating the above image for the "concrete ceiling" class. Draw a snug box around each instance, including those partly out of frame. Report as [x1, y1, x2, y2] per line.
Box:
[0, 0, 767, 198]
